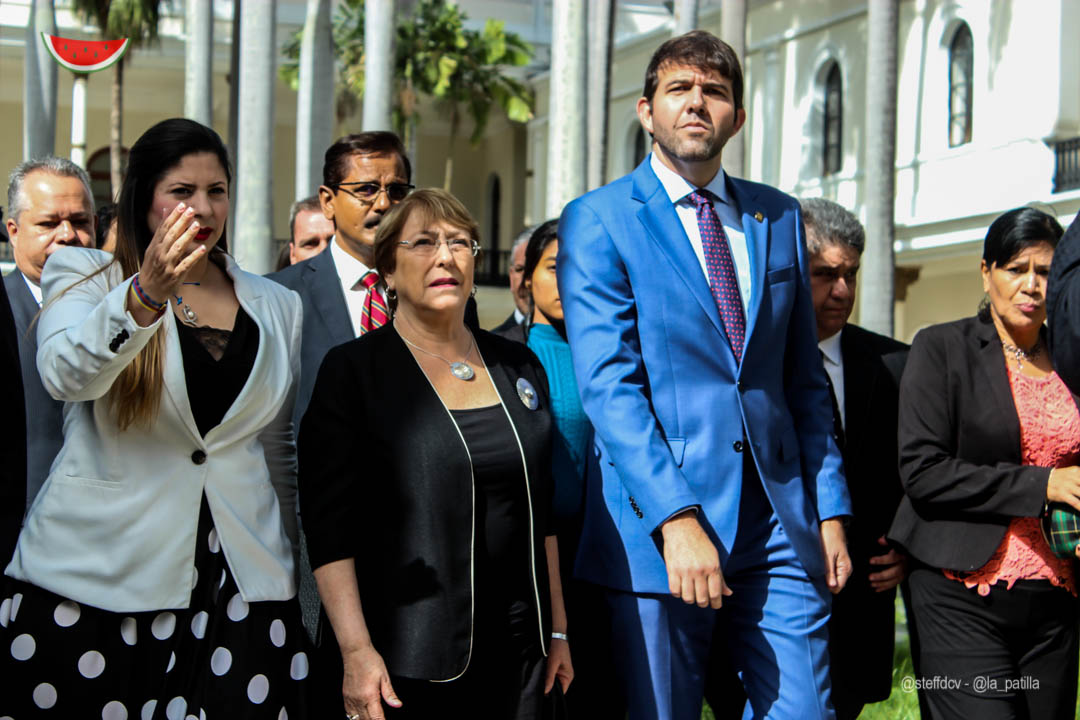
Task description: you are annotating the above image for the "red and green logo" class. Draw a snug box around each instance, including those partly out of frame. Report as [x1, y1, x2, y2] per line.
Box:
[41, 34, 129, 74]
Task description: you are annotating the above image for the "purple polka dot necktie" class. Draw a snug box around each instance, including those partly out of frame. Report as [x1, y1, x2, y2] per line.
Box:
[687, 189, 745, 361]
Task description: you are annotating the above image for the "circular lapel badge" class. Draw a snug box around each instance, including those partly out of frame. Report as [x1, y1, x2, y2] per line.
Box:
[516, 378, 539, 410]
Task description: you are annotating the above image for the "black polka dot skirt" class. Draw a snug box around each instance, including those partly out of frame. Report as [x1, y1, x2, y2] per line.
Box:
[0, 496, 311, 718]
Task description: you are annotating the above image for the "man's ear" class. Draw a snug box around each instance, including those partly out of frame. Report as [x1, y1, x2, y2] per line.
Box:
[5, 217, 18, 247]
[636, 97, 654, 136]
[318, 186, 336, 223]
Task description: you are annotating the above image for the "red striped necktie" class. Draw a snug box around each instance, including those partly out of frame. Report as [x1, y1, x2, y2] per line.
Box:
[359, 270, 388, 333]
[687, 189, 745, 361]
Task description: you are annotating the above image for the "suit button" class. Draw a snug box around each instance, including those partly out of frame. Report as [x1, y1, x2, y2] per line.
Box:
[733, 440, 744, 453]
[191, 450, 207, 465]
[737, 381, 746, 393]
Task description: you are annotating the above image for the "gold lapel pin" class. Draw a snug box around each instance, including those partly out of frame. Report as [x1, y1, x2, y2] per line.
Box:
[754, 211, 764, 222]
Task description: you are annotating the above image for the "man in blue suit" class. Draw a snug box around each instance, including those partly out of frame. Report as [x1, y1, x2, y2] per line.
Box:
[557, 32, 852, 720]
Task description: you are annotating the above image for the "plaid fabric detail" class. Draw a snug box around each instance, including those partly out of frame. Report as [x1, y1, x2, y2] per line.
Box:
[1042, 504, 1080, 558]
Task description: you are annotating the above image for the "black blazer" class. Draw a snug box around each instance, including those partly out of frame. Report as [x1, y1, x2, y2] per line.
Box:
[3, 270, 63, 514]
[0, 277, 26, 564]
[298, 325, 553, 680]
[829, 323, 908, 705]
[887, 315, 1077, 571]
[1049, 215, 1080, 395]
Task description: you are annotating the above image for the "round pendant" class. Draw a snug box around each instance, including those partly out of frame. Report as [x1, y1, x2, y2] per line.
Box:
[450, 362, 475, 381]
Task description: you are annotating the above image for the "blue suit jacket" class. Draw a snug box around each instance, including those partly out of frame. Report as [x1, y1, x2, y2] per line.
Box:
[556, 159, 851, 594]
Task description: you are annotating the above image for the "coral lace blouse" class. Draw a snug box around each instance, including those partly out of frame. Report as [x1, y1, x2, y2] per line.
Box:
[945, 365, 1080, 596]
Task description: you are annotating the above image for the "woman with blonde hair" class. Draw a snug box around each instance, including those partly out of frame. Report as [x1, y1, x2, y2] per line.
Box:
[0, 118, 309, 718]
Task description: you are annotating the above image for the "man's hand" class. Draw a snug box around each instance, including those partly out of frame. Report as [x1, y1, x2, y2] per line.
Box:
[660, 510, 731, 608]
[819, 518, 852, 594]
[868, 535, 908, 592]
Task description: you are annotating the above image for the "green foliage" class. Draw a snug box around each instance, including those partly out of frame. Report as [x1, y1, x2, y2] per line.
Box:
[71, 0, 161, 47]
[280, 0, 535, 145]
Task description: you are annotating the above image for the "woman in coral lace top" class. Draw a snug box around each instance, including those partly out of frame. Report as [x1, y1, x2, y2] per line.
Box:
[888, 207, 1079, 720]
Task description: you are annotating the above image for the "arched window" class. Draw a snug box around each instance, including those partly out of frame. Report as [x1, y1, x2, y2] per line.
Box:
[822, 62, 842, 176]
[948, 23, 973, 147]
[86, 147, 128, 209]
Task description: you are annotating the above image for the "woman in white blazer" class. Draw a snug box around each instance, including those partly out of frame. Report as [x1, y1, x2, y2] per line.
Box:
[0, 119, 309, 718]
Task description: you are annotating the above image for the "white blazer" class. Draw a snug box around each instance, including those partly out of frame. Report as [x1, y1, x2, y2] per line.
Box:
[5, 247, 303, 613]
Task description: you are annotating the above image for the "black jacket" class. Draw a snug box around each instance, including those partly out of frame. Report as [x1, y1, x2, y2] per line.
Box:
[0, 278, 26, 564]
[887, 315, 1077, 571]
[298, 325, 553, 680]
[830, 324, 908, 705]
[1049, 215, 1080, 395]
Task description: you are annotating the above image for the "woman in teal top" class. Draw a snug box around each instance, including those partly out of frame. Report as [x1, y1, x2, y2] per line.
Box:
[498, 219, 624, 719]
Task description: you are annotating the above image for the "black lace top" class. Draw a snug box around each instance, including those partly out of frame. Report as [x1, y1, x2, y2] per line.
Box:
[175, 306, 260, 437]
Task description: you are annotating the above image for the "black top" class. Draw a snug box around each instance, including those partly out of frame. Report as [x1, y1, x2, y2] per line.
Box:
[298, 325, 553, 681]
[450, 404, 532, 606]
[888, 315, 1080, 571]
[176, 307, 259, 437]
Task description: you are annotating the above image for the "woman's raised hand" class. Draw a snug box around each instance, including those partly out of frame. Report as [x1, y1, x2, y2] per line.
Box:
[341, 644, 401, 720]
[137, 202, 207, 304]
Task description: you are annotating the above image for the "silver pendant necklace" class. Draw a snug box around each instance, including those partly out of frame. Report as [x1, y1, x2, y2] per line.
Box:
[1002, 338, 1042, 371]
[400, 329, 477, 381]
[173, 282, 201, 325]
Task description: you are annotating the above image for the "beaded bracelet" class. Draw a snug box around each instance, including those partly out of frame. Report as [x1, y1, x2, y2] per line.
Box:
[131, 274, 165, 314]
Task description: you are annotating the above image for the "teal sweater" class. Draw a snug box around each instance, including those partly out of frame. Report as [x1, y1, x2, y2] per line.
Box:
[527, 323, 591, 523]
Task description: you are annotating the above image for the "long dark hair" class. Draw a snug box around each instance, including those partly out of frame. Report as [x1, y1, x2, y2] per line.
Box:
[111, 118, 232, 429]
[521, 219, 559, 340]
[977, 206, 1063, 321]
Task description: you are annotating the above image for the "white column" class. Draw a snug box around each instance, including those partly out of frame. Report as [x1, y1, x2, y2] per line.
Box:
[672, 0, 699, 35]
[363, 0, 394, 132]
[70, 75, 88, 168]
[586, 0, 615, 191]
[295, 0, 334, 200]
[227, 0, 241, 243]
[545, 0, 587, 218]
[234, 0, 277, 274]
[720, 0, 746, 178]
[24, 0, 58, 160]
[860, 0, 899, 336]
[184, 0, 214, 127]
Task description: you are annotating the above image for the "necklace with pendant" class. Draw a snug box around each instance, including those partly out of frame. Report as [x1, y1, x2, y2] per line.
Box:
[399, 329, 477, 381]
[174, 282, 201, 325]
[1002, 338, 1042, 370]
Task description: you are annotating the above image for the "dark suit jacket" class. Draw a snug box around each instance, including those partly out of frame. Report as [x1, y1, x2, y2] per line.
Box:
[0, 276, 26, 564]
[888, 315, 1072, 571]
[830, 323, 908, 705]
[268, 246, 482, 429]
[4, 270, 63, 515]
[490, 310, 522, 334]
[1049, 215, 1080, 395]
[298, 325, 553, 680]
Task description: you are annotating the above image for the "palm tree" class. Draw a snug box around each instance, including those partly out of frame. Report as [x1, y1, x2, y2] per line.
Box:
[295, 0, 334, 200]
[184, 0, 213, 127]
[586, 0, 615, 191]
[673, 0, 699, 35]
[721, 0, 746, 178]
[280, 0, 534, 191]
[862, 0, 899, 336]
[546, 0, 586, 217]
[72, 0, 162, 199]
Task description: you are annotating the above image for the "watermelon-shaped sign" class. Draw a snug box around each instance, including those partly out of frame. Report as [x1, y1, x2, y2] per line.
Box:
[41, 34, 129, 74]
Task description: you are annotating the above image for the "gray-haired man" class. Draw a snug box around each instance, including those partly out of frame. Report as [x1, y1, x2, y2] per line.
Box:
[4, 157, 95, 513]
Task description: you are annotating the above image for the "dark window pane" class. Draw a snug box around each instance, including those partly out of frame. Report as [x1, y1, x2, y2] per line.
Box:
[823, 63, 843, 175]
[948, 24, 973, 147]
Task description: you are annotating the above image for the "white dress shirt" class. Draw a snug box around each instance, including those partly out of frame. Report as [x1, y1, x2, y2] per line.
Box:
[23, 272, 43, 306]
[818, 328, 845, 430]
[650, 153, 752, 311]
[329, 236, 376, 338]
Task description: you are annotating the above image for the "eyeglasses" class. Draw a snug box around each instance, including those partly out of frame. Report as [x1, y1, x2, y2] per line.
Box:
[398, 236, 480, 257]
[332, 181, 415, 204]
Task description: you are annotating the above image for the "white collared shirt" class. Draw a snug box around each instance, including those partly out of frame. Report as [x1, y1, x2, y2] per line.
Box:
[329, 236, 376, 338]
[818, 328, 845, 430]
[23, 272, 43, 306]
[650, 153, 752, 311]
